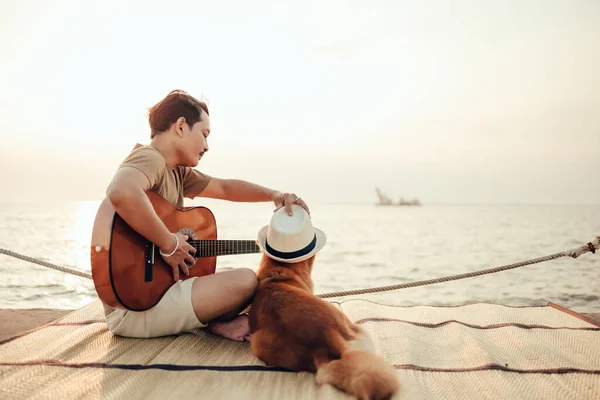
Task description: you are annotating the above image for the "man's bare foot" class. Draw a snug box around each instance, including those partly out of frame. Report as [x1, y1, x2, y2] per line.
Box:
[207, 314, 252, 342]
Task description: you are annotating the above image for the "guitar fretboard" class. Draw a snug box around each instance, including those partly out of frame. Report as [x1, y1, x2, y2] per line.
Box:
[189, 240, 261, 257]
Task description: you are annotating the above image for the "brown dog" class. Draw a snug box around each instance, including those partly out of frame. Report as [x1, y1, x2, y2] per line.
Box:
[248, 254, 400, 400]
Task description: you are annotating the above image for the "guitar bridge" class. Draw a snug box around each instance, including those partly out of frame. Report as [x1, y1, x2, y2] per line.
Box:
[144, 243, 155, 282]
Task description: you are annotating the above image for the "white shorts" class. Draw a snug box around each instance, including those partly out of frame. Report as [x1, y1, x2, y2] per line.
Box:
[105, 277, 207, 338]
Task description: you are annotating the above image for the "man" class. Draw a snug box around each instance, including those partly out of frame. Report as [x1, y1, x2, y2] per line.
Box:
[103, 89, 309, 341]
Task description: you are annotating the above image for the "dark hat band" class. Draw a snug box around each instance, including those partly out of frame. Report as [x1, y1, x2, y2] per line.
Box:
[265, 234, 317, 260]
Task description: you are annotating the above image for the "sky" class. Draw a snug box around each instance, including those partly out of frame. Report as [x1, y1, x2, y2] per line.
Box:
[0, 0, 599, 204]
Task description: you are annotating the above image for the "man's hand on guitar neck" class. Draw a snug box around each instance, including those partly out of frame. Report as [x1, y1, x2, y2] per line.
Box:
[159, 232, 197, 281]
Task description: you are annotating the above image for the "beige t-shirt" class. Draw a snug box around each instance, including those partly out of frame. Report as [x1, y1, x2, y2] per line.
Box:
[121, 144, 211, 207]
[102, 144, 211, 316]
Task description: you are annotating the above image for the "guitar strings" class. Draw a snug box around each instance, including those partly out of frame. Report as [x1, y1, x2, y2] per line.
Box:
[184, 240, 260, 256]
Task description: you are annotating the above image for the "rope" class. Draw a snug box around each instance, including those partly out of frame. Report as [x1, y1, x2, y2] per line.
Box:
[0, 236, 598, 299]
[316, 237, 600, 299]
[0, 248, 92, 279]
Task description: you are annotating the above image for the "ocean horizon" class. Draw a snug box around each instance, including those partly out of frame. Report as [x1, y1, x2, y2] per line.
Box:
[0, 200, 598, 312]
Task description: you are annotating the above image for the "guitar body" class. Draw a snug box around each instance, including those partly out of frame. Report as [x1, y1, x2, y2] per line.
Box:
[91, 192, 217, 311]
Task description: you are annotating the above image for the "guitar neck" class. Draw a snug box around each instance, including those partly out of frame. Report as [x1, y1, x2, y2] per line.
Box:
[190, 240, 261, 257]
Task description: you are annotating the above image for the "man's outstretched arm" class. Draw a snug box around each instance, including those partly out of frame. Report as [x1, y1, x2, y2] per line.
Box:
[197, 177, 309, 216]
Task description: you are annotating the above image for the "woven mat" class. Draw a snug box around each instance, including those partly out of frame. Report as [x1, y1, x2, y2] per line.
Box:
[1, 299, 599, 399]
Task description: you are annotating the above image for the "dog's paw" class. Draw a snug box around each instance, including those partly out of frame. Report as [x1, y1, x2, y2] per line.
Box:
[315, 368, 329, 386]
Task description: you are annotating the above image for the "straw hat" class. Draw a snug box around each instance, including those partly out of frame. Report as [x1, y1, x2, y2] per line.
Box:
[257, 204, 327, 263]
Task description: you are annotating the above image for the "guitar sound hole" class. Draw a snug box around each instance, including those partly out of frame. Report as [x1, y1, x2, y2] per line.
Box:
[178, 228, 199, 267]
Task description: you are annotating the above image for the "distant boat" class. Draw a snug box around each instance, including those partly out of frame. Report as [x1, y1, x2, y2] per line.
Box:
[375, 187, 421, 206]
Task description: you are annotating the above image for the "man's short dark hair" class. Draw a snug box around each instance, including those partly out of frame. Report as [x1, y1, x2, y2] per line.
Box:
[148, 90, 209, 138]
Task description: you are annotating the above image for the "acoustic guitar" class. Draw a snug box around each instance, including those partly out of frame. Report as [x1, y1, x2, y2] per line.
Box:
[90, 191, 261, 311]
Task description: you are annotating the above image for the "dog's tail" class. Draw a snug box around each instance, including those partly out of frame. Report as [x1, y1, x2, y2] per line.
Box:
[315, 349, 400, 400]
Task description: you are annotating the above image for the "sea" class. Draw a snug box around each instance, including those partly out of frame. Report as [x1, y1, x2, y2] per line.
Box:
[0, 200, 598, 312]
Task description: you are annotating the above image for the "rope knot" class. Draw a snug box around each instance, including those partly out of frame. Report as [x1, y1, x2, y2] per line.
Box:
[587, 242, 596, 254]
